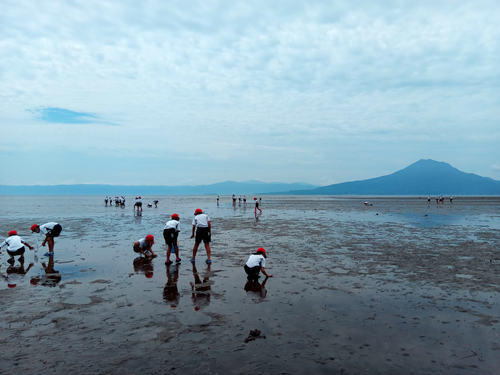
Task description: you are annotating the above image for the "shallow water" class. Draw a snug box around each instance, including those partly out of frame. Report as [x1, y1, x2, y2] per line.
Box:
[0, 195, 499, 374]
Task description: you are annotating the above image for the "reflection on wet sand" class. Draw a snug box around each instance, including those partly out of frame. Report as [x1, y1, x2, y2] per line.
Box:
[190, 263, 212, 311]
[244, 276, 269, 302]
[163, 263, 180, 308]
[30, 257, 61, 287]
[133, 256, 154, 278]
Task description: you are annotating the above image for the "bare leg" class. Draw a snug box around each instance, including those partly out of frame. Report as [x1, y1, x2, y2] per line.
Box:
[47, 237, 55, 253]
[166, 245, 172, 262]
[174, 245, 180, 260]
[192, 242, 200, 259]
[204, 243, 211, 260]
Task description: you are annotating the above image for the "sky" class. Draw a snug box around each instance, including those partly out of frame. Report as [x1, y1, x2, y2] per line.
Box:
[1, 0, 499, 186]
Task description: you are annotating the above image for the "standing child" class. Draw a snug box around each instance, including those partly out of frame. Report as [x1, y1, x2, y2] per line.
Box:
[1, 230, 34, 264]
[164, 213, 181, 265]
[217, 196, 219, 206]
[31, 222, 62, 257]
[190, 208, 212, 264]
[133, 235, 157, 257]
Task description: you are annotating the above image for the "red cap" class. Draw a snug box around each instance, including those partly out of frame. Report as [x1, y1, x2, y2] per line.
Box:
[146, 234, 154, 244]
[139, 196, 141, 199]
[195, 208, 202, 214]
[8, 284, 17, 289]
[145, 272, 153, 278]
[254, 197, 257, 200]
[257, 247, 266, 254]
[31, 224, 39, 232]
[171, 213, 179, 219]
[8, 230, 17, 236]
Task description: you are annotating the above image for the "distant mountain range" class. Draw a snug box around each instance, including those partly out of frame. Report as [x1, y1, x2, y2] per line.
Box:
[282, 159, 500, 195]
[0, 180, 318, 195]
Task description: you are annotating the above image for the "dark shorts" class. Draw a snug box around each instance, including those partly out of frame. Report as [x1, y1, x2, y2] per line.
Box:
[137, 202, 142, 207]
[163, 228, 178, 246]
[49, 224, 62, 238]
[195, 227, 211, 244]
[244, 264, 261, 276]
[7, 247, 25, 256]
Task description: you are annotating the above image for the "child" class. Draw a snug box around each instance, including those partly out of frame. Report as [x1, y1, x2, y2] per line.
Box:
[1, 230, 34, 264]
[133, 234, 157, 258]
[164, 213, 181, 265]
[254, 198, 262, 215]
[190, 208, 212, 264]
[31, 223, 62, 257]
[244, 247, 273, 280]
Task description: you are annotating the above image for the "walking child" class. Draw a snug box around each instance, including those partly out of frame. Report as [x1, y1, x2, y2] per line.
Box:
[254, 197, 262, 215]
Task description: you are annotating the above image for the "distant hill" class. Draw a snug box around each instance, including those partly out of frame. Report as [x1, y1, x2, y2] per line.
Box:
[0, 180, 318, 195]
[282, 160, 500, 195]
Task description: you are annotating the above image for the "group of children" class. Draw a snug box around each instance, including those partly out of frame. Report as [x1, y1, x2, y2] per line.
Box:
[427, 196, 453, 204]
[0, 222, 62, 263]
[2, 199, 274, 284]
[104, 197, 126, 206]
[133, 207, 273, 280]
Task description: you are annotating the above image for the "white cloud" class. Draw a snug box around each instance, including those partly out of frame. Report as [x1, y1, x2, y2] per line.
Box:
[1, 0, 499, 185]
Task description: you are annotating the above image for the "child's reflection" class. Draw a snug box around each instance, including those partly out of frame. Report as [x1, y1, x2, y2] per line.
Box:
[163, 264, 180, 308]
[190, 263, 212, 311]
[244, 277, 269, 303]
[133, 256, 154, 279]
[30, 257, 61, 287]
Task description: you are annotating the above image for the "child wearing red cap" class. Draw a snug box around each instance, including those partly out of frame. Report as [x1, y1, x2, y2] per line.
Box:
[1, 230, 34, 264]
[31, 222, 62, 257]
[244, 248, 273, 279]
[133, 235, 157, 258]
[164, 214, 181, 265]
[190, 208, 212, 264]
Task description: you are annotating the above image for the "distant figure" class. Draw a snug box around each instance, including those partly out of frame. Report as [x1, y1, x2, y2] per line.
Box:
[147, 203, 153, 207]
[450, 196, 453, 203]
[254, 198, 262, 216]
[436, 196, 439, 204]
[190, 208, 211, 264]
[164, 213, 181, 265]
[217, 196, 219, 206]
[239, 195, 242, 206]
[153, 200, 159, 208]
[120, 196, 126, 207]
[31, 222, 62, 257]
[243, 195, 247, 206]
[0, 230, 34, 264]
[364, 201, 373, 206]
[244, 247, 273, 280]
[232, 194, 236, 206]
[427, 196, 430, 204]
[104, 197, 108, 206]
[259, 197, 262, 205]
[136, 196, 143, 211]
[133, 235, 157, 258]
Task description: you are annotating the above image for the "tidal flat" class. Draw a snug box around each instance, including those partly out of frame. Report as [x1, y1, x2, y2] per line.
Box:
[0, 195, 499, 374]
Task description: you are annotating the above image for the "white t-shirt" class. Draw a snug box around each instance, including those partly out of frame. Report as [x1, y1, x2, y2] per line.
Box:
[192, 214, 210, 228]
[137, 238, 152, 249]
[39, 222, 59, 235]
[164, 220, 180, 231]
[0, 235, 26, 251]
[246, 254, 266, 268]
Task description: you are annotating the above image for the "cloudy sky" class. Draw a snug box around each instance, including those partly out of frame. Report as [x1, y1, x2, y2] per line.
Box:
[1, 0, 499, 186]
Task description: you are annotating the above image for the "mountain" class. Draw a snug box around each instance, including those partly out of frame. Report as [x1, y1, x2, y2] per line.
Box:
[0, 180, 318, 195]
[282, 160, 500, 195]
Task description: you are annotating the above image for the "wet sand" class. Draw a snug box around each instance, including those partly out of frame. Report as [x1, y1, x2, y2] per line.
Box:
[0, 196, 499, 374]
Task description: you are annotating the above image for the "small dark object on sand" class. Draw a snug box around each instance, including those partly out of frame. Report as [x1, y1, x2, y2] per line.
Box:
[244, 329, 266, 343]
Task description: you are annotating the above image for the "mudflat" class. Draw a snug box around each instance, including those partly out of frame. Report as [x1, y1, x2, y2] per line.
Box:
[0, 196, 499, 374]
